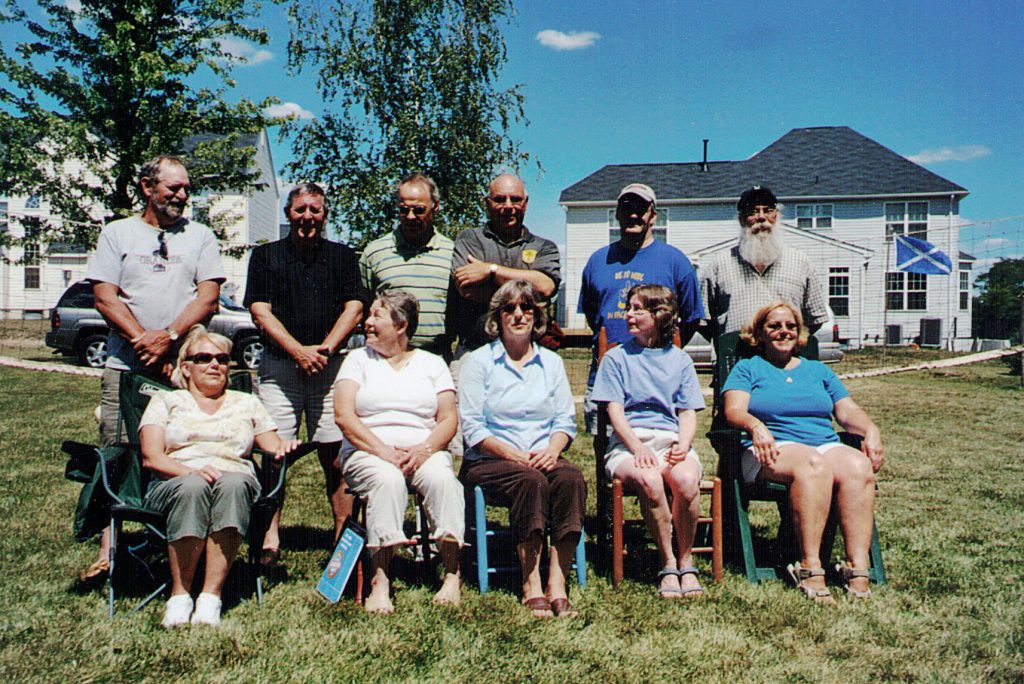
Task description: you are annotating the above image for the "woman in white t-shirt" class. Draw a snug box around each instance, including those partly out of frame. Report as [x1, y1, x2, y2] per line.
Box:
[140, 326, 301, 628]
[334, 290, 463, 614]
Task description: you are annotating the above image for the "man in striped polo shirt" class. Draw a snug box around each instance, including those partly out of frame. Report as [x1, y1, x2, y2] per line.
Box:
[360, 172, 455, 361]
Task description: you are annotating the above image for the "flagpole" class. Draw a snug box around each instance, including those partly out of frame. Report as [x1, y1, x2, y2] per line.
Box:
[883, 233, 890, 354]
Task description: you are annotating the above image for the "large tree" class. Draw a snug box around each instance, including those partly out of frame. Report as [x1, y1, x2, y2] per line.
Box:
[0, 0, 276, 251]
[281, 0, 529, 246]
[972, 257, 1024, 342]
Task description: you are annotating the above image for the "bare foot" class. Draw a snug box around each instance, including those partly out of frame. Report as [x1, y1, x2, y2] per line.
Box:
[432, 574, 461, 606]
[364, 585, 394, 614]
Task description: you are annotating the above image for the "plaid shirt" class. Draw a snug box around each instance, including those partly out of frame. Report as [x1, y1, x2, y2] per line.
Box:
[701, 246, 829, 335]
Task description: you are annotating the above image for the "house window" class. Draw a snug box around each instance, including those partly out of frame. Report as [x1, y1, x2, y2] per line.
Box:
[887, 271, 927, 310]
[959, 268, 970, 311]
[25, 194, 40, 209]
[24, 266, 40, 289]
[608, 208, 667, 243]
[828, 267, 849, 316]
[0, 200, 7, 232]
[885, 201, 928, 239]
[796, 204, 832, 230]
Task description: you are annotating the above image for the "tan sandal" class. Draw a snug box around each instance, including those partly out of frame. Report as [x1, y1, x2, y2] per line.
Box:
[835, 563, 872, 598]
[786, 562, 835, 604]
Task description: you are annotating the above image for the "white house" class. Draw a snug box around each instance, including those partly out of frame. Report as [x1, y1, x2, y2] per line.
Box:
[559, 126, 975, 349]
[0, 129, 279, 318]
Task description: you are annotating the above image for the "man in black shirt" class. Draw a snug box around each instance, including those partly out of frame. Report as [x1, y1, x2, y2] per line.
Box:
[244, 182, 367, 560]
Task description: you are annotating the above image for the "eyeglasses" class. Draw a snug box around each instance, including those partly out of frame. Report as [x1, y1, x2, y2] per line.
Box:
[619, 197, 653, 216]
[187, 352, 231, 365]
[626, 306, 652, 316]
[398, 204, 429, 217]
[486, 194, 526, 206]
[501, 302, 534, 316]
[153, 231, 168, 260]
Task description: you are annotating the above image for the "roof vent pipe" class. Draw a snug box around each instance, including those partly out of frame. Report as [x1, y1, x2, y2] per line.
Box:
[702, 139, 709, 172]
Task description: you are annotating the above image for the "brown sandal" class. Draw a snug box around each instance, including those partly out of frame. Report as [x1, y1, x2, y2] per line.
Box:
[523, 596, 553, 618]
[835, 563, 872, 598]
[550, 597, 578, 618]
[786, 562, 835, 605]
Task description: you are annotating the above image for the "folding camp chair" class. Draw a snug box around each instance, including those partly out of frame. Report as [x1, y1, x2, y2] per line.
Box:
[706, 332, 886, 584]
[591, 328, 722, 588]
[64, 371, 312, 616]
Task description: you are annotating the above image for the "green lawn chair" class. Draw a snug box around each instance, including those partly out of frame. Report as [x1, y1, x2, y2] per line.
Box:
[706, 332, 886, 585]
[64, 371, 313, 617]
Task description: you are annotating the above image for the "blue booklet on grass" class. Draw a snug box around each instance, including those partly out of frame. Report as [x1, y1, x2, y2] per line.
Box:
[316, 521, 366, 603]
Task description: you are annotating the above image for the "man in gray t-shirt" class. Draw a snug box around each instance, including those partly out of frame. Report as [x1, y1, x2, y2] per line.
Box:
[79, 154, 224, 581]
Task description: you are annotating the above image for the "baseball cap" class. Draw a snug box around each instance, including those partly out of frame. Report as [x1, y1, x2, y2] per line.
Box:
[737, 186, 777, 214]
[617, 183, 657, 207]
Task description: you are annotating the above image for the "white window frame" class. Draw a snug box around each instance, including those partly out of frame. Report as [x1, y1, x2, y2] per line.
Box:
[885, 201, 929, 240]
[828, 266, 850, 317]
[887, 271, 927, 311]
[796, 204, 833, 230]
[959, 265, 971, 311]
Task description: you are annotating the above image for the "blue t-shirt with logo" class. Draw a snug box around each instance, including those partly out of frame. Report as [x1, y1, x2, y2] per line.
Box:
[722, 355, 849, 447]
[578, 240, 703, 384]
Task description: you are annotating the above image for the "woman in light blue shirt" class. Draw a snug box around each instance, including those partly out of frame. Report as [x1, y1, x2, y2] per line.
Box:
[459, 281, 585, 619]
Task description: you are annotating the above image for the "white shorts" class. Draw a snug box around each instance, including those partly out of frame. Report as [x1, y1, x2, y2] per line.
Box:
[741, 441, 844, 484]
[256, 352, 344, 443]
[604, 427, 702, 481]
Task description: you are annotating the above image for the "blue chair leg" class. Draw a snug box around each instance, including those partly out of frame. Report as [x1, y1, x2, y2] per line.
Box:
[474, 486, 490, 594]
[574, 531, 586, 589]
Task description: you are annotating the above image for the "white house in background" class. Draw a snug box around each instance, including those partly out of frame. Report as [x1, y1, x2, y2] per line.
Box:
[559, 126, 975, 349]
[0, 129, 279, 318]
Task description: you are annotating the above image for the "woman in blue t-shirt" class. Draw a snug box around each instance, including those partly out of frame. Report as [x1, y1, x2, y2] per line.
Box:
[592, 285, 707, 598]
[723, 301, 884, 603]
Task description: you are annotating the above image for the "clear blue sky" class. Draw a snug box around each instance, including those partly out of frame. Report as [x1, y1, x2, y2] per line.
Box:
[9, 1, 1024, 262]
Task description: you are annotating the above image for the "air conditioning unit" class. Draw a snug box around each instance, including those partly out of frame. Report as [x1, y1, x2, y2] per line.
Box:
[919, 318, 942, 348]
[886, 325, 902, 346]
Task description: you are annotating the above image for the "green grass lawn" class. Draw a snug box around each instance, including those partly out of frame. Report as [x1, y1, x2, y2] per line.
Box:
[0, 360, 1022, 683]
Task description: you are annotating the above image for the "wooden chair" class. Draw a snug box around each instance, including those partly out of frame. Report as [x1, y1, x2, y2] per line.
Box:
[706, 332, 886, 584]
[592, 327, 723, 588]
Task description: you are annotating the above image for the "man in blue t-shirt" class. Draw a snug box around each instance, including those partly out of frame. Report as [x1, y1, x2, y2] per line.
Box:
[578, 183, 704, 431]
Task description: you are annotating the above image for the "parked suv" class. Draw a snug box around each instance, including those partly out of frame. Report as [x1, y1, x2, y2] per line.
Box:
[46, 281, 264, 370]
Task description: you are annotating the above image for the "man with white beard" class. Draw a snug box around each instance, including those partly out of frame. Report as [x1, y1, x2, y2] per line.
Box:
[700, 186, 828, 339]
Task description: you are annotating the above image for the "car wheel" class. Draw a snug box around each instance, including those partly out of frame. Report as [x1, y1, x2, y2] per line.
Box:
[238, 337, 264, 371]
[79, 334, 108, 368]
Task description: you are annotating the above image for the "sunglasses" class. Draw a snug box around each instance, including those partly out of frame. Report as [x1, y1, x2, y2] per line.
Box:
[398, 204, 429, 217]
[501, 302, 534, 316]
[153, 231, 168, 260]
[187, 352, 231, 365]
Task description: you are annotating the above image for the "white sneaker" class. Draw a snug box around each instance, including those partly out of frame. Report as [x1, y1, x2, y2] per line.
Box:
[161, 594, 194, 628]
[191, 592, 222, 626]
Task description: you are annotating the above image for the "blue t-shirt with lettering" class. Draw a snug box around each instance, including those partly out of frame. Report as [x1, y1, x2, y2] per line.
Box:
[722, 355, 849, 447]
[578, 240, 702, 384]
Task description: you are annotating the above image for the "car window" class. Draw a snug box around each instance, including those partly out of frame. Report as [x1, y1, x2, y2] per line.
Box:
[60, 283, 95, 308]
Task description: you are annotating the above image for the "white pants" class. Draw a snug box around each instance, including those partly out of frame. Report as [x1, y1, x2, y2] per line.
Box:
[342, 450, 465, 548]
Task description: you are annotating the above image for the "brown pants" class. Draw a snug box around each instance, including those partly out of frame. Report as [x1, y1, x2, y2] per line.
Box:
[461, 457, 586, 542]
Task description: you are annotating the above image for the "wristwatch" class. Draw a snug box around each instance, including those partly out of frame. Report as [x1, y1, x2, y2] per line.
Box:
[165, 328, 179, 341]
[489, 263, 498, 279]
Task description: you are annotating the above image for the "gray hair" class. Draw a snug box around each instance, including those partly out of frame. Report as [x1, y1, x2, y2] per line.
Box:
[376, 289, 419, 341]
[137, 155, 186, 197]
[285, 182, 328, 214]
[396, 172, 439, 204]
[171, 324, 233, 388]
[483, 280, 548, 341]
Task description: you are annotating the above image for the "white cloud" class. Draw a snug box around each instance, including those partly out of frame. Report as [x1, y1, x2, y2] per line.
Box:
[64, 0, 82, 12]
[216, 37, 273, 67]
[978, 237, 1013, 250]
[907, 144, 991, 164]
[263, 102, 315, 120]
[972, 254, 1023, 276]
[535, 29, 601, 51]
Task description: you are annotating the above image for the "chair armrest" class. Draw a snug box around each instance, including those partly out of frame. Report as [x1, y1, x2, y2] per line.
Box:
[253, 442, 319, 503]
[62, 440, 100, 483]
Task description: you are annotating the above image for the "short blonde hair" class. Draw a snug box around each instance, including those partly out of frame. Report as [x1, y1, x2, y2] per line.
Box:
[483, 280, 548, 341]
[739, 300, 809, 351]
[171, 324, 233, 388]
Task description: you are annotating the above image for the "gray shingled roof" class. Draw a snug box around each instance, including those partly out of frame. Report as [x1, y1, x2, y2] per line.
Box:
[559, 126, 968, 204]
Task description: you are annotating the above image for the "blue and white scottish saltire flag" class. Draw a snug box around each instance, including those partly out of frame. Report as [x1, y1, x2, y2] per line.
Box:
[895, 235, 952, 275]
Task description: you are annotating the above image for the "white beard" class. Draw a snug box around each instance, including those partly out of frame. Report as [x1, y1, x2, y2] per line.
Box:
[738, 223, 784, 268]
